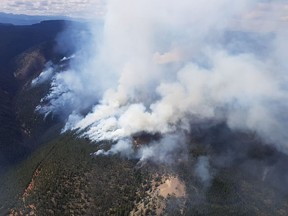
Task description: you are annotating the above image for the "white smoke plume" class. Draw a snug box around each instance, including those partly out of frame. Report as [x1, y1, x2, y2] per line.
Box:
[195, 156, 213, 186]
[31, 62, 54, 87]
[37, 0, 288, 160]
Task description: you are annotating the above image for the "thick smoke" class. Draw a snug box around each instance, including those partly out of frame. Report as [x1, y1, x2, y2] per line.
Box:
[38, 0, 288, 160]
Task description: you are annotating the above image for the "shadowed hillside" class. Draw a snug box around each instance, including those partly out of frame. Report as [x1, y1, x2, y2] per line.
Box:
[0, 20, 71, 169]
[0, 20, 68, 93]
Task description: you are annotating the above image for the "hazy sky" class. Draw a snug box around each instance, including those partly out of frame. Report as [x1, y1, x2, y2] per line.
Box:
[0, 0, 105, 18]
[0, 0, 288, 26]
[0, 0, 287, 31]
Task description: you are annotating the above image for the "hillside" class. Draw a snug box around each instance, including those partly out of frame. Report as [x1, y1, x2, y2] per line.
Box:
[3, 123, 288, 216]
[1, 21, 288, 216]
[0, 20, 72, 169]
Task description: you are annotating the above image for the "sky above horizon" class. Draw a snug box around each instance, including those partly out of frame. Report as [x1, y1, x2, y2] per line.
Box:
[0, 0, 105, 18]
[0, 0, 287, 31]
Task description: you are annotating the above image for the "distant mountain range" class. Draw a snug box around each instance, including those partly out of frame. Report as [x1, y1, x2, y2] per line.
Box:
[0, 12, 82, 25]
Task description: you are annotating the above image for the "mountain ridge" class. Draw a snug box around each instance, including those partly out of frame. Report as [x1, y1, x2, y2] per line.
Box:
[1, 20, 288, 216]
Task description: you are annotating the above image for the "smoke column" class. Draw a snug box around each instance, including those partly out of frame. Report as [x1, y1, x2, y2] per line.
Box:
[38, 0, 288, 160]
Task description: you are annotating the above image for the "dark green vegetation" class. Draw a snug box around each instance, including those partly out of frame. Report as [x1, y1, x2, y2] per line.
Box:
[181, 167, 288, 216]
[176, 124, 288, 216]
[3, 127, 288, 215]
[0, 90, 23, 167]
[2, 134, 147, 215]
